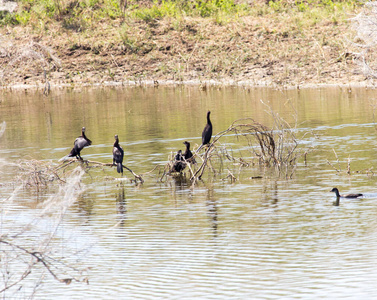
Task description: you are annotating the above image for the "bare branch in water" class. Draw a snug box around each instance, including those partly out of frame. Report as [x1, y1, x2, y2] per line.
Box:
[0, 239, 85, 293]
[79, 160, 144, 183]
[1, 167, 88, 295]
[222, 169, 237, 183]
[16, 159, 144, 189]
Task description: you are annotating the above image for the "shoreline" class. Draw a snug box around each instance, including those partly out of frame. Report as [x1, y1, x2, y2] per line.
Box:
[2, 78, 377, 92]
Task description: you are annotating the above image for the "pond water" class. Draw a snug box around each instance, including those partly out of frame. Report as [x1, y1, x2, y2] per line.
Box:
[1, 86, 377, 299]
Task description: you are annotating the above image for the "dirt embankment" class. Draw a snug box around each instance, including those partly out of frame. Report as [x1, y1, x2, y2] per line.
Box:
[0, 7, 375, 90]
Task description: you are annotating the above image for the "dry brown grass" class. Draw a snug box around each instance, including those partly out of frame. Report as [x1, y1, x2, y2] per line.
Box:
[0, 1, 367, 88]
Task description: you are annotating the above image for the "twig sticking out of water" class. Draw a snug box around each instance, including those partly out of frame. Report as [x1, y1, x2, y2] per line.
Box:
[347, 156, 351, 175]
[222, 169, 237, 183]
[327, 159, 340, 173]
[326, 150, 374, 176]
[355, 167, 374, 176]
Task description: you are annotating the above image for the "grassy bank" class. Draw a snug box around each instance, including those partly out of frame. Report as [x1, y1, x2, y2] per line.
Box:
[0, 0, 368, 88]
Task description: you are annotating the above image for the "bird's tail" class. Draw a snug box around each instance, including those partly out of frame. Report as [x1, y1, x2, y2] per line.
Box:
[117, 163, 123, 174]
[68, 148, 77, 158]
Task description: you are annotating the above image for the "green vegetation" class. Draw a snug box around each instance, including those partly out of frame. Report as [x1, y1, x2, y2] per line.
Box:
[0, 0, 360, 28]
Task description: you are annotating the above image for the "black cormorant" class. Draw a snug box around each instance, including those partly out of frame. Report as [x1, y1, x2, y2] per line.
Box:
[113, 134, 124, 175]
[171, 150, 186, 173]
[68, 127, 92, 160]
[197, 110, 212, 152]
[183, 141, 196, 163]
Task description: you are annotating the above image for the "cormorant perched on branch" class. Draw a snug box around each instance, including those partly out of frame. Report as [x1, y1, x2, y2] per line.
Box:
[113, 134, 124, 175]
[68, 127, 92, 160]
[183, 141, 196, 163]
[171, 150, 186, 173]
[197, 110, 212, 152]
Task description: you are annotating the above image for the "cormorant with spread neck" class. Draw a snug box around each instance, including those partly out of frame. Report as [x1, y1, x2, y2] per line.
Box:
[68, 127, 92, 160]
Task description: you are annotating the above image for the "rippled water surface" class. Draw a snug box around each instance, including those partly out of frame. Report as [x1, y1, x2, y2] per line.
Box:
[1, 86, 377, 299]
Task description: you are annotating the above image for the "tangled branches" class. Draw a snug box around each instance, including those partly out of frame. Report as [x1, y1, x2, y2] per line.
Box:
[17, 159, 65, 191]
[16, 158, 144, 191]
[161, 112, 310, 184]
[221, 117, 301, 170]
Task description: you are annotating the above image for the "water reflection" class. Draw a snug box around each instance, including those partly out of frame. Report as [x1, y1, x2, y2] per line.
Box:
[206, 187, 218, 238]
[261, 180, 279, 206]
[116, 188, 127, 227]
[76, 194, 95, 218]
[172, 173, 191, 188]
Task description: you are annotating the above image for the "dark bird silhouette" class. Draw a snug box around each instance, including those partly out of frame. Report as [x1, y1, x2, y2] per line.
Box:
[113, 134, 124, 175]
[175, 150, 183, 161]
[330, 187, 363, 198]
[197, 110, 212, 152]
[171, 150, 186, 173]
[183, 141, 196, 164]
[68, 127, 92, 160]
